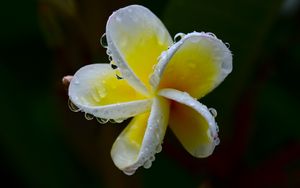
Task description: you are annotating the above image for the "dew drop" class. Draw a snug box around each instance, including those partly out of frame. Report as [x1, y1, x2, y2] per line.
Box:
[156, 145, 162, 153]
[143, 160, 152, 169]
[109, 119, 117, 123]
[100, 33, 108, 48]
[108, 55, 113, 62]
[149, 155, 155, 162]
[84, 113, 94, 120]
[216, 124, 219, 133]
[207, 32, 217, 38]
[116, 74, 123, 80]
[225, 42, 230, 48]
[214, 137, 220, 146]
[96, 117, 109, 124]
[68, 99, 80, 112]
[114, 118, 125, 123]
[123, 169, 136, 176]
[106, 49, 112, 56]
[209, 108, 217, 118]
[174, 33, 185, 42]
[111, 64, 118, 69]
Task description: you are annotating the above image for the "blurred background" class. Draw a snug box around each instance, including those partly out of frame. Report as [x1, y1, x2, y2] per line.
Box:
[1, 0, 300, 187]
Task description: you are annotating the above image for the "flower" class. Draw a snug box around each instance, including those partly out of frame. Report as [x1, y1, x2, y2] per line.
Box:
[68, 5, 232, 175]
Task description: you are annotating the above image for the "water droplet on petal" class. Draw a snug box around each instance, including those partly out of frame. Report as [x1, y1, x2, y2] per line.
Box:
[111, 64, 118, 69]
[143, 160, 152, 169]
[116, 74, 123, 80]
[174, 33, 185, 42]
[96, 117, 109, 124]
[225, 42, 230, 48]
[149, 155, 155, 162]
[100, 33, 108, 48]
[109, 119, 116, 123]
[108, 55, 113, 62]
[68, 99, 80, 112]
[207, 32, 217, 38]
[209, 108, 217, 118]
[156, 145, 162, 153]
[214, 137, 220, 146]
[84, 113, 94, 120]
[106, 49, 112, 56]
[114, 118, 125, 123]
[123, 169, 136, 176]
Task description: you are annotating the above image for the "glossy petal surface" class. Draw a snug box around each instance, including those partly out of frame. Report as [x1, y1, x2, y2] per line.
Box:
[152, 32, 232, 98]
[106, 5, 173, 93]
[69, 64, 151, 119]
[159, 88, 218, 157]
[111, 97, 169, 174]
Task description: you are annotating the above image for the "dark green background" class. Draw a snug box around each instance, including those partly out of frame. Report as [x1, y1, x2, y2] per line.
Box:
[1, 0, 300, 187]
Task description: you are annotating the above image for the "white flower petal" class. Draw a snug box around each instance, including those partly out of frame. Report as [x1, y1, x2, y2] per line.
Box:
[151, 32, 232, 98]
[69, 64, 151, 120]
[111, 97, 170, 175]
[159, 88, 219, 157]
[106, 5, 173, 94]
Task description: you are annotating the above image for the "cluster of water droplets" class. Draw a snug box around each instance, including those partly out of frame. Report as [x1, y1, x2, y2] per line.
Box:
[85, 114, 125, 125]
[207, 107, 220, 146]
[146, 143, 163, 168]
[101, 33, 113, 62]
[209, 125, 220, 146]
[122, 142, 163, 175]
[100, 33, 124, 80]
[69, 98, 126, 124]
[84, 111, 126, 124]
[140, 111, 165, 171]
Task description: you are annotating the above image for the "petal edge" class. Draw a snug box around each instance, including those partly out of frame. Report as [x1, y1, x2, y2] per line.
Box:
[159, 88, 219, 157]
[151, 32, 232, 98]
[69, 64, 151, 120]
[111, 96, 170, 174]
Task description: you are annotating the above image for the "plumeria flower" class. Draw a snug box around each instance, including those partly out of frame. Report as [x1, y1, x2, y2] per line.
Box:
[68, 5, 232, 175]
